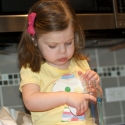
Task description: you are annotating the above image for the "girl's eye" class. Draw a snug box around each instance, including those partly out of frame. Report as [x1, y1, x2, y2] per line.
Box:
[49, 45, 56, 49]
[66, 41, 72, 45]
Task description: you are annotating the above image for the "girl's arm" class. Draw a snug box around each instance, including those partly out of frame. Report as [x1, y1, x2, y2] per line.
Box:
[22, 83, 96, 116]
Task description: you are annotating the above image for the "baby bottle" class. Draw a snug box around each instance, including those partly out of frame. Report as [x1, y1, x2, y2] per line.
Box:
[84, 80, 104, 125]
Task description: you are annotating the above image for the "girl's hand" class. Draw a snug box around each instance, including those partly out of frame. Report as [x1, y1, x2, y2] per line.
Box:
[66, 92, 96, 116]
[78, 69, 100, 86]
[78, 70, 103, 97]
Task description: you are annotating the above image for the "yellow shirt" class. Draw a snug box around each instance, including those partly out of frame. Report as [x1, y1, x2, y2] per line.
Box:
[19, 58, 94, 125]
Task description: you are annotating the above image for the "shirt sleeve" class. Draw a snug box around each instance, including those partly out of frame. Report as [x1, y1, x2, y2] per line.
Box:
[19, 67, 41, 92]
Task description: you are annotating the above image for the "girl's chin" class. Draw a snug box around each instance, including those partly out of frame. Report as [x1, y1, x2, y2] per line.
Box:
[47, 59, 70, 68]
[56, 60, 70, 69]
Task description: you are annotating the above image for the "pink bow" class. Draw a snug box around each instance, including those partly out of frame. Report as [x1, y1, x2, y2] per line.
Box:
[27, 12, 36, 36]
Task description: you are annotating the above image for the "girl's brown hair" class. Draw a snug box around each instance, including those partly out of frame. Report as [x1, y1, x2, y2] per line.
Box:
[18, 0, 86, 72]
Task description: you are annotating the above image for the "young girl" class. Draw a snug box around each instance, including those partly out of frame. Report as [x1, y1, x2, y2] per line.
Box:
[18, 0, 102, 125]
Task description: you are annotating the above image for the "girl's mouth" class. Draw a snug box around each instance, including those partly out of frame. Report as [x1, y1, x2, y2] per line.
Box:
[58, 57, 67, 62]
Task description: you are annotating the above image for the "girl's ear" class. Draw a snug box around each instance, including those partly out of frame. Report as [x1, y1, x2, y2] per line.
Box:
[32, 37, 37, 46]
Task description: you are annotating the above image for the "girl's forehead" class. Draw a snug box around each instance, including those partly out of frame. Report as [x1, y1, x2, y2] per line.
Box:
[38, 25, 74, 43]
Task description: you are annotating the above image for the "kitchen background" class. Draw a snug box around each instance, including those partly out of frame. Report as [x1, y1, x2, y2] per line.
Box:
[0, 42, 125, 125]
[0, 0, 125, 124]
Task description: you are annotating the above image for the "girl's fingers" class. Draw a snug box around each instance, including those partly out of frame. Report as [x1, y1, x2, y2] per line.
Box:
[78, 70, 100, 85]
[84, 94, 96, 102]
[78, 71, 82, 76]
[85, 70, 97, 79]
[76, 100, 88, 116]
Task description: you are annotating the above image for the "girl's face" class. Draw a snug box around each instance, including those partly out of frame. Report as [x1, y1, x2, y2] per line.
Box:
[37, 25, 74, 69]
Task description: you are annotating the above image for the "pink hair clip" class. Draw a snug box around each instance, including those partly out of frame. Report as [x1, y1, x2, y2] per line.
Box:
[27, 12, 36, 36]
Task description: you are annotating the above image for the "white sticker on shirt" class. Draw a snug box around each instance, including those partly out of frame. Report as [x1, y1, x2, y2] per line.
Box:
[52, 74, 87, 122]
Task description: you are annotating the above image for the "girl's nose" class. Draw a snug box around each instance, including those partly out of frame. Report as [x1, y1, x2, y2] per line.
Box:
[59, 45, 66, 54]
